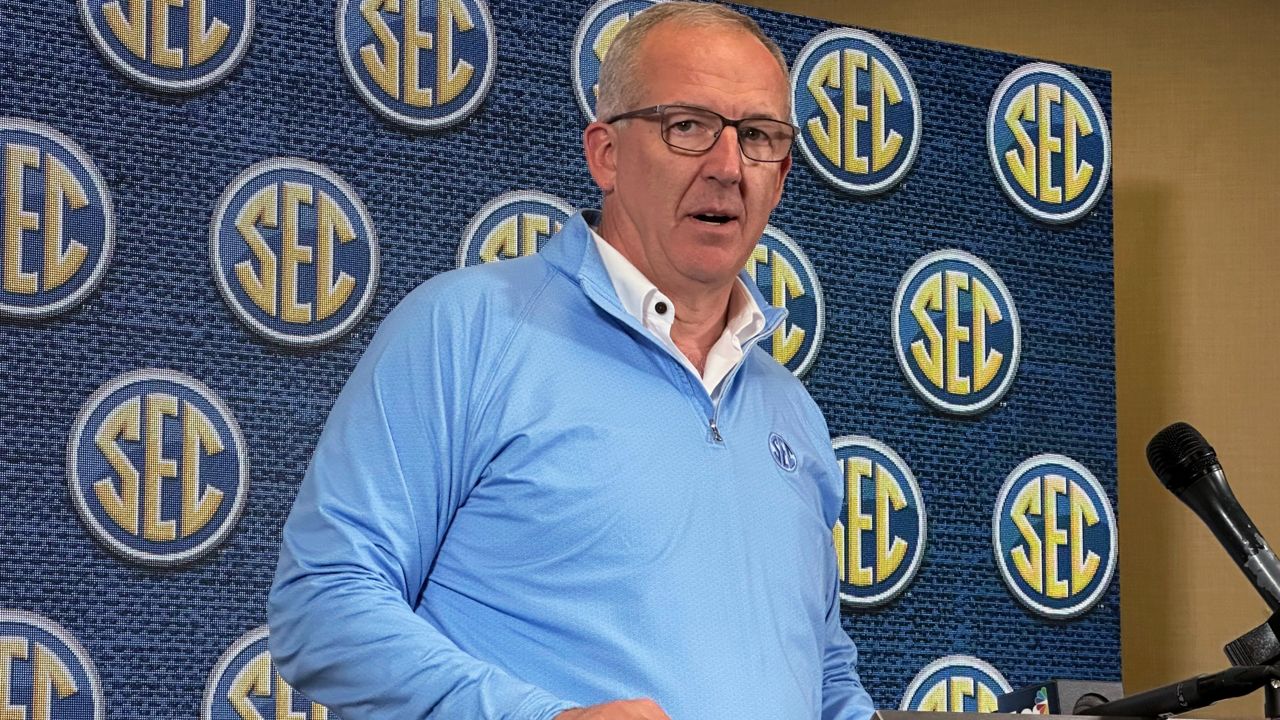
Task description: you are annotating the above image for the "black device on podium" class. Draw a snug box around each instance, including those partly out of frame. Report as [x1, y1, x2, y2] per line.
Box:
[874, 711, 1151, 720]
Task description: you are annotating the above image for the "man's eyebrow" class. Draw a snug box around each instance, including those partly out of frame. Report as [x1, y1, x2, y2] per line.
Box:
[666, 101, 790, 122]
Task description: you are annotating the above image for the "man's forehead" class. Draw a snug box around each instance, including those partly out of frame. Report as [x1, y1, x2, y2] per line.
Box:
[634, 22, 790, 112]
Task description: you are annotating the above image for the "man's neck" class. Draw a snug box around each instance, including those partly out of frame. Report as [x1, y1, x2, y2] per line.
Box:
[668, 287, 732, 374]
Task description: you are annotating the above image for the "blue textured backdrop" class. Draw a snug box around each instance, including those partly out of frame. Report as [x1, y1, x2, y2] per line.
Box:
[0, 0, 1115, 716]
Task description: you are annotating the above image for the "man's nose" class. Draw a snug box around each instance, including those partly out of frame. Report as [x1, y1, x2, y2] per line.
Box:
[703, 126, 744, 185]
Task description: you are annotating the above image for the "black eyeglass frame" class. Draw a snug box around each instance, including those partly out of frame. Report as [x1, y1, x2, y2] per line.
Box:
[602, 104, 797, 163]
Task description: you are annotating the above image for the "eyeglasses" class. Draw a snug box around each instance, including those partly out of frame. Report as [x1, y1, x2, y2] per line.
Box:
[603, 104, 796, 163]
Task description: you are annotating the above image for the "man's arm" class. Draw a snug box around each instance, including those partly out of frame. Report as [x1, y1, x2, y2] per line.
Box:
[268, 282, 576, 720]
[819, 561, 877, 720]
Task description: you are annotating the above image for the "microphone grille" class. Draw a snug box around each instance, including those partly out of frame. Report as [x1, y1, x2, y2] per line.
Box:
[1146, 422, 1218, 493]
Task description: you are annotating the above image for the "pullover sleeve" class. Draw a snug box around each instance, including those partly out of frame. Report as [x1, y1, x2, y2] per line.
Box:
[268, 280, 575, 720]
[819, 570, 877, 720]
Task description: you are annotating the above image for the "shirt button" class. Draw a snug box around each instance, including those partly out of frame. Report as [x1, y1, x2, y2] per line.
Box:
[655, 301, 668, 315]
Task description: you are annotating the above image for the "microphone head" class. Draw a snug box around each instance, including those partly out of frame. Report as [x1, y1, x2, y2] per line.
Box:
[1147, 422, 1220, 494]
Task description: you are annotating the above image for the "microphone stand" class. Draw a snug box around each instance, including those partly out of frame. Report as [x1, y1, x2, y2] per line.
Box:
[1223, 609, 1280, 719]
[1078, 663, 1279, 718]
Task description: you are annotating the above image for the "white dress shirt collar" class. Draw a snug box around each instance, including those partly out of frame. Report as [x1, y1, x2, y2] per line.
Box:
[590, 227, 766, 396]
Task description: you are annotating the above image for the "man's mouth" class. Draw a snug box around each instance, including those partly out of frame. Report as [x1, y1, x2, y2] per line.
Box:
[693, 214, 735, 225]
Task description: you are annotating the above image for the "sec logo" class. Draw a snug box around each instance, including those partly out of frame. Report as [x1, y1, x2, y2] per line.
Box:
[892, 250, 1020, 415]
[0, 610, 104, 720]
[79, 0, 254, 92]
[900, 655, 1011, 713]
[68, 369, 249, 566]
[831, 436, 926, 608]
[993, 454, 1117, 619]
[456, 191, 574, 268]
[204, 626, 330, 720]
[211, 158, 379, 347]
[0, 119, 114, 319]
[572, 0, 659, 121]
[338, 0, 496, 129]
[988, 63, 1111, 224]
[744, 225, 825, 377]
[792, 28, 920, 195]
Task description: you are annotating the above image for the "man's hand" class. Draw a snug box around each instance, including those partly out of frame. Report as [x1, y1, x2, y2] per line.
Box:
[555, 698, 671, 719]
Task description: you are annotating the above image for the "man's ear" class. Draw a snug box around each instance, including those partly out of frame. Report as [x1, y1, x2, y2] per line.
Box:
[583, 121, 618, 193]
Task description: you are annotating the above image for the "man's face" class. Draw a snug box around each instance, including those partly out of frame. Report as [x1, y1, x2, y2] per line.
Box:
[587, 22, 792, 300]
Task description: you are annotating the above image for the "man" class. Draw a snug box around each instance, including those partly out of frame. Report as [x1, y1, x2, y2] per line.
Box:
[269, 4, 876, 719]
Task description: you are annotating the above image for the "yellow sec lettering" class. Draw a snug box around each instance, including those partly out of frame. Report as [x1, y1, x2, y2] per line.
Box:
[4, 143, 43, 295]
[103, 0, 149, 59]
[234, 182, 357, 323]
[94, 396, 144, 536]
[948, 677, 976, 712]
[435, 0, 475, 107]
[478, 212, 557, 263]
[1, 635, 28, 720]
[227, 651, 327, 720]
[280, 182, 315, 325]
[358, 0, 475, 107]
[591, 13, 635, 102]
[0, 639, 79, 720]
[403, 0, 434, 108]
[977, 683, 1000, 713]
[1069, 480, 1101, 591]
[805, 51, 843, 168]
[970, 278, 1003, 393]
[943, 270, 971, 395]
[869, 57, 904, 172]
[1036, 82, 1063, 204]
[1042, 473, 1069, 599]
[101, 0, 229, 67]
[188, 0, 231, 66]
[479, 215, 519, 263]
[831, 518, 845, 581]
[315, 192, 357, 322]
[181, 401, 225, 538]
[41, 154, 90, 292]
[235, 184, 280, 316]
[1002, 85, 1037, 197]
[90, 393, 226, 540]
[359, 0, 401, 99]
[1004, 81, 1094, 204]
[745, 245, 806, 366]
[768, 250, 805, 366]
[228, 651, 271, 719]
[275, 669, 329, 720]
[909, 270, 1003, 396]
[143, 392, 180, 542]
[3, 144, 90, 295]
[916, 679, 948, 712]
[31, 643, 78, 720]
[874, 462, 908, 582]
[842, 456, 874, 586]
[150, 0, 185, 69]
[805, 49, 903, 174]
[519, 213, 549, 257]
[1010, 479, 1043, 593]
[1063, 91, 1095, 202]
[908, 272, 944, 389]
[841, 49, 869, 174]
[1011, 474, 1098, 599]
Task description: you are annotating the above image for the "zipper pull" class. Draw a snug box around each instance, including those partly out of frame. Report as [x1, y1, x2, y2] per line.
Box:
[709, 417, 723, 443]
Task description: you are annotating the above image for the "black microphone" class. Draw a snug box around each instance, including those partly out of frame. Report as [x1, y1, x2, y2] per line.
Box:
[1078, 664, 1279, 717]
[1147, 422, 1280, 611]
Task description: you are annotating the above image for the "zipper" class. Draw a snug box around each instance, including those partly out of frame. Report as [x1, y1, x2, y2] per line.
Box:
[708, 416, 723, 443]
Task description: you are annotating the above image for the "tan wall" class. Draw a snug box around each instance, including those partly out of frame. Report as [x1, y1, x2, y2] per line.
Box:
[740, 0, 1280, 716]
